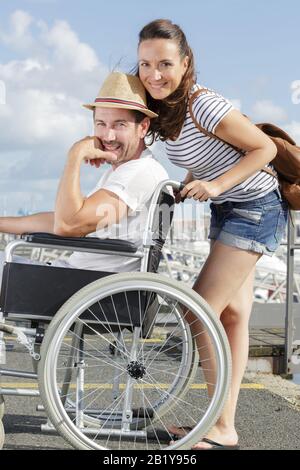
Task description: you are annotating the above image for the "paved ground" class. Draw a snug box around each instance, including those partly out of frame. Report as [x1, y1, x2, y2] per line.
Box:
[2, 381, 300, 450]
[2, 382, 300, 450]
[1, 341, 300, 450]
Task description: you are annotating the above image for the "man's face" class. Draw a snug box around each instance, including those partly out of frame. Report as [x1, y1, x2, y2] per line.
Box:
[94, 107, 149, 166]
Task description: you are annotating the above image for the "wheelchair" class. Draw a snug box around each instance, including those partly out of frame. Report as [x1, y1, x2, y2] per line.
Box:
[0, 180, 231, 450]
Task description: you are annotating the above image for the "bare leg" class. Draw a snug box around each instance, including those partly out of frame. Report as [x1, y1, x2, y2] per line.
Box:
[217, 267, 255, 433]
[191, 240, 260, 449]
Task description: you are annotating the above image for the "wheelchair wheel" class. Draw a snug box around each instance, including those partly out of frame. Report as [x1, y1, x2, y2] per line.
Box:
[0, 420, 4, 449]
[0, 395, 4, 420]
[38, 272, 231, 450]
[60, 320, 199, 429]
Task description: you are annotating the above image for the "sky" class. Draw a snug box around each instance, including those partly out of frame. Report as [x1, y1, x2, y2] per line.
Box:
[0, 0, 299, 215]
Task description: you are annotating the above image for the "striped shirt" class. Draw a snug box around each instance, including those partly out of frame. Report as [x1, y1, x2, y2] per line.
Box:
[166, 85, 278, 203]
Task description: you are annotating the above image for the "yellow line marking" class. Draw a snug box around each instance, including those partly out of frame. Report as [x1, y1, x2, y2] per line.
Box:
[4, 336, 164, 343]
[242, 383, 265, 389]
[0, 383, 265, 390]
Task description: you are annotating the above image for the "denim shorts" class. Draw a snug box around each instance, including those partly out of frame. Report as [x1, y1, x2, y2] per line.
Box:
[208, 189, 289, 256]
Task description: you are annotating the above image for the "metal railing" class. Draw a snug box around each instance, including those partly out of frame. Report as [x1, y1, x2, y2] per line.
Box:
[285, 211, 300, 375]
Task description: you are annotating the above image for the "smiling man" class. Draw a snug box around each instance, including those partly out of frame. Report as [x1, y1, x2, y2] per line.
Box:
[0, 72, 169, 274]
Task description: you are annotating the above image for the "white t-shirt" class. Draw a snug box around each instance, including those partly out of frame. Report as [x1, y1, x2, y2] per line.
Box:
[67, 148, 169, 272]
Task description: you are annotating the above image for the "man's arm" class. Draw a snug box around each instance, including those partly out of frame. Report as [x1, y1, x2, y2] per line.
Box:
[54, 136, 125, 237]
[0, 212, 54, 235]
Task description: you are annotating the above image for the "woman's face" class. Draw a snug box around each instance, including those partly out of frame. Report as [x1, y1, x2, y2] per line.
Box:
[138, 39, 189, 100]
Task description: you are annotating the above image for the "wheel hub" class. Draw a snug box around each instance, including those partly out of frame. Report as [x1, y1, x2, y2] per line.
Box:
[127, 360, 146, 379]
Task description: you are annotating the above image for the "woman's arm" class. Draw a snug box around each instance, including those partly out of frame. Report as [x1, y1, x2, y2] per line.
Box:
[0, 212, 55, 235]
[213, 110, 277, 194]
[180, 110, 277, 201]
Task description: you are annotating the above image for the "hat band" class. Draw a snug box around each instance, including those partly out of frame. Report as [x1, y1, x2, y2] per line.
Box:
[94, 97, 148, 110]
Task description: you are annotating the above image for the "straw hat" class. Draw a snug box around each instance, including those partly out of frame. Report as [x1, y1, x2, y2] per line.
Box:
[83, 72, 158, 118]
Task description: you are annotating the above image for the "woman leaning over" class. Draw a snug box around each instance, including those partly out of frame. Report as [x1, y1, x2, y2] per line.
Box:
[137, 18, 288, 450]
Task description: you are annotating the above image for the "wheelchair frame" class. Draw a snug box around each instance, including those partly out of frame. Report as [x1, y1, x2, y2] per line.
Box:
[0, 180, 231, 450]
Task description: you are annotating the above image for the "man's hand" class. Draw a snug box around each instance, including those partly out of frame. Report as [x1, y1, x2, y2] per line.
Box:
[69, 136, 117, 167]
[180, 180, 224, 202]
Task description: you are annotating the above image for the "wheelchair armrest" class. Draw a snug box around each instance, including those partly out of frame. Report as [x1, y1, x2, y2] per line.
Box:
[21, 232, 138, 253]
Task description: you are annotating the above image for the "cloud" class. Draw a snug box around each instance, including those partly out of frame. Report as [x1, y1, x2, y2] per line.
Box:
[45, 20, 99, 73]
[251, 100, 287, 122]
[284, 121, 300, 143]
[229, 98, 242, 111]
[0, 88, 90, 151]
[0, 10, 108, 213]
[0, 10, 34, 51]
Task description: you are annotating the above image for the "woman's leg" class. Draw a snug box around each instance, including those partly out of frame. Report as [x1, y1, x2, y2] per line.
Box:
[191, 240, 260, 448]
[216, 266, 255, 436]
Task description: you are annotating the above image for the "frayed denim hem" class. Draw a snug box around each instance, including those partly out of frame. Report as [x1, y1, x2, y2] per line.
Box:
[216, 231, 275, 257]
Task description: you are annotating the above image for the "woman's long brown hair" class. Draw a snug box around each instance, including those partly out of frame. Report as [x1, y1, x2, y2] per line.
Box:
[137, 19, 196, 142]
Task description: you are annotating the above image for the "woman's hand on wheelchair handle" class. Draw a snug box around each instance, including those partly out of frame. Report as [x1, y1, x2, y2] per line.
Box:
[173, 182, 187, 204]
[180, 179, 223, 202]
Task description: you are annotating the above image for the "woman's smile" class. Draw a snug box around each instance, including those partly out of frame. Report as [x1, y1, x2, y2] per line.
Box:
[148, 81, 168, 88]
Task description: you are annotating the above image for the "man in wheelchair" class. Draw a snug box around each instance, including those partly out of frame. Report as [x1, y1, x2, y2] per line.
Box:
[0, 73, 230, 452]
[0, 72, 168, 276]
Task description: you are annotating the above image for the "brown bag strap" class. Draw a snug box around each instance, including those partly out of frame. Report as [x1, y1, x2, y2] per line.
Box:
[188, 89, 241, 151]
[188, 88, 277, 179]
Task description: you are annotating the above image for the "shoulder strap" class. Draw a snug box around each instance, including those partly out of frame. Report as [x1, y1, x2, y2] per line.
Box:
[188, 88, 277, 179]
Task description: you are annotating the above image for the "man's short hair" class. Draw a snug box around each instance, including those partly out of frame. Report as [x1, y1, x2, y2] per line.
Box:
[93, 108, 147, 123]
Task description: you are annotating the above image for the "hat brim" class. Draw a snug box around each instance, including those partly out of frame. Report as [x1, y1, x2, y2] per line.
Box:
[82, 101, 158, 119]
